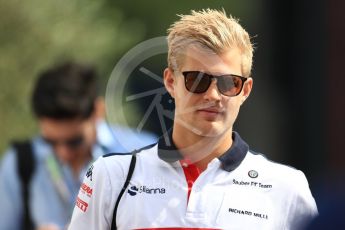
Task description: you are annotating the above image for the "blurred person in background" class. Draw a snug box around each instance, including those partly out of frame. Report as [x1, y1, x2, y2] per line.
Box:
[0, 62, 157, 230]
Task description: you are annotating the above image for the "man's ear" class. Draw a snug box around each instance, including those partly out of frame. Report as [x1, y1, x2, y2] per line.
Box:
[241, 78, 253, 104]
[163, 68, 176, 98]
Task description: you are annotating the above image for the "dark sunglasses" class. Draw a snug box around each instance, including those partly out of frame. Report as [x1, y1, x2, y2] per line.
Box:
[43, 135, 84, 149]
[182, 71, 248, 97]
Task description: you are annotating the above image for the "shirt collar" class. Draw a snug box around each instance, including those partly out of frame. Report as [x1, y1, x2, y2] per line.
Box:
[157, 130, 248, 172]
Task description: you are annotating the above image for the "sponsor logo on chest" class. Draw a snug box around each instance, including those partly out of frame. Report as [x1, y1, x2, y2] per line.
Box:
[128, 185, 166, 196]
[228, 208, 269, 220]
[232, 179, 273, 189]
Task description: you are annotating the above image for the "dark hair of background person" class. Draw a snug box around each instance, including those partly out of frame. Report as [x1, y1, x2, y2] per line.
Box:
[31, 62, 98, 120]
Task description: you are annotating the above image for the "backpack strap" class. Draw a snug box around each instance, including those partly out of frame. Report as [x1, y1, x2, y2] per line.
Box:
[12, 140, 36, 230]
[111, 154, 137, 230]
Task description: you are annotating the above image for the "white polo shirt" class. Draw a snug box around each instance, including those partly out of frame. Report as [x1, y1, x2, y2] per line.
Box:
[68, 132, 318, 230]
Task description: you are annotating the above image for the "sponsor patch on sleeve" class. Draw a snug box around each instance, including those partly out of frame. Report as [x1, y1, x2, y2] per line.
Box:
[86, 164, 94, 181]
[76, 196, 89, 212]
[80, 182, 93, 197]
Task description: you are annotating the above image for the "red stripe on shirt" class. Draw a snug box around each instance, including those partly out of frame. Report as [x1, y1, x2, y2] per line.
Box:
[180, 159, 201, 202]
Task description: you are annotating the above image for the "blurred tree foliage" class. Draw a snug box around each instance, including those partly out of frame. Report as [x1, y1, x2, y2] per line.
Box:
[0, 0, 145, 155]
[111, 0, 252, 38]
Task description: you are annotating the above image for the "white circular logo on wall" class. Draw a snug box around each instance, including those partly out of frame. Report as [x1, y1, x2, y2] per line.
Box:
[105, 36, 171, 151]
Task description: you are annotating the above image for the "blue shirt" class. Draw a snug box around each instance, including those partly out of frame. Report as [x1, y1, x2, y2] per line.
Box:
[0, 121, 157, 230]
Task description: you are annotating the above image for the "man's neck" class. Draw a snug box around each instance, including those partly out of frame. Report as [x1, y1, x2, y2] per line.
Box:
[172, 124, 233, 171]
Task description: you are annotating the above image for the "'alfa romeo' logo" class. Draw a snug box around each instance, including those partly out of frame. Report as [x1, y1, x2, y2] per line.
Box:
[248, 170, 258, 178]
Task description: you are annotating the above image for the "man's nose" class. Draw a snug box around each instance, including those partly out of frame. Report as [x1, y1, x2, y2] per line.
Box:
[204, 79, 222, 100]
[54, 144, 73, 159]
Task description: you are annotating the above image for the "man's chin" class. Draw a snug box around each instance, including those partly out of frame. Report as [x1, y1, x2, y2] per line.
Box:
[191, 125, 229, 137]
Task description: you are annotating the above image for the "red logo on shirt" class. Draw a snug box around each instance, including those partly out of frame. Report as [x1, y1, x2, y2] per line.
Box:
[81, 183, 93, 197]
[76, 197, 88, 212]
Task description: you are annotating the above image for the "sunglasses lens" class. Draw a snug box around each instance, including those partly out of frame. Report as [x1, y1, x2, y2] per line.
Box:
[184, 72, 210, 93]
[43, 135, 84, 149]
[183, 71, 246, 96]
[43, 138, 56, 146]
[218, 75, 243, 96]
[66, 136, 84, 148]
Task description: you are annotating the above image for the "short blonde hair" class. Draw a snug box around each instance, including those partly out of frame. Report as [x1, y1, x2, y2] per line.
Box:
[167, 9, 254, 77]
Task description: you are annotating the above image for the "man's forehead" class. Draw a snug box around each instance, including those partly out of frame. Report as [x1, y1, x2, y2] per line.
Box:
[179, 45, 243, 74]
[38, 117, 89, 132]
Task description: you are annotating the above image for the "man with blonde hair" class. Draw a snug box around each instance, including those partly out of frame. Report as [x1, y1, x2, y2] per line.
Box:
[69, 9, 318, 229]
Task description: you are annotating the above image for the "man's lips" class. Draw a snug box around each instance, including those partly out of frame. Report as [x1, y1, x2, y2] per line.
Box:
[196, 108, 224, 113]
[196, 108, 224, 117]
